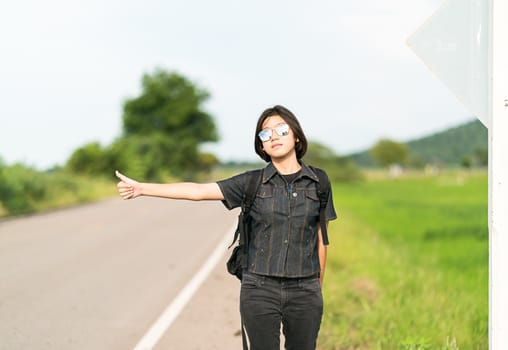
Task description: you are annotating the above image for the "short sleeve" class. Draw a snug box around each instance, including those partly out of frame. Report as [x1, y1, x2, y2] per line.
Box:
[317, 168, 337, 222]
[216, 171, 250, 210]
[325, 186, 338, 221]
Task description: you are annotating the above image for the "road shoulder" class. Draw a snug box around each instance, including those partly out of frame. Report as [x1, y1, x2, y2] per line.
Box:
[154, 250, 242, 350]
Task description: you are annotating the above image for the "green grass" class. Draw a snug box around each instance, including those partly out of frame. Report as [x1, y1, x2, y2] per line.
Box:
[33, 173, 118, 212]
[319, 170, 488, 350]
[0, 164, 118, 218]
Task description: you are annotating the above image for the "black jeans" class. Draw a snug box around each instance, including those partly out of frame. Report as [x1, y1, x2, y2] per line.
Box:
[240, 272, 323, 350]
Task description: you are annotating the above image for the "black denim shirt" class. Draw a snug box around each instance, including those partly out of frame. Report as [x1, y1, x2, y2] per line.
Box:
[217, 162, 337, 278]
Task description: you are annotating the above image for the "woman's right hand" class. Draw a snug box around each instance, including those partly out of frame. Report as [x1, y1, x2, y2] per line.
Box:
[115, 170, 142, 200]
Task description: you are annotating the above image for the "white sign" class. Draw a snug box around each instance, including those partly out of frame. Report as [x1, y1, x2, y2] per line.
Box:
[407, 0, 489, 127]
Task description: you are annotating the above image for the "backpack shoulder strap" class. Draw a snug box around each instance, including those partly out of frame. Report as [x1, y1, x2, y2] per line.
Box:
[241, 169, 263, 216]
[309, 166, 331, 245]
[228, 169, 263, 248]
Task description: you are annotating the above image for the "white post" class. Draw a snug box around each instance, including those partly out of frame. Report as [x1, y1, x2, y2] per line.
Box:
[489, 0, 508, 348]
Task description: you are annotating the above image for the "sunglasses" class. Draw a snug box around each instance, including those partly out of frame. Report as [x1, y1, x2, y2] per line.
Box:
[258, 124, 290, 142]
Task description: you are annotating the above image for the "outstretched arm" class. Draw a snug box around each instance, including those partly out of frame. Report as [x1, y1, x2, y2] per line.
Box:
[115, 170, 224, 201]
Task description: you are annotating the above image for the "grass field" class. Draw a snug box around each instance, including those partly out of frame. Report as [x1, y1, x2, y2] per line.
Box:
[0, 165, 118, 218]
[319, 170, 488, 350]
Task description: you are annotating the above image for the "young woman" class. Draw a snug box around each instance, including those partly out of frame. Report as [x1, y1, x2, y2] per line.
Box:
[116, 105, 337, 350]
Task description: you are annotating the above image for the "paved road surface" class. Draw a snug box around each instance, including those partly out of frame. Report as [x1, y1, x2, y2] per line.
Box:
[0, 197, 242, 350]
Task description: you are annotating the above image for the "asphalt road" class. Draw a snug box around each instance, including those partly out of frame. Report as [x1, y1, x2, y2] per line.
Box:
[0, 197, 242, 350]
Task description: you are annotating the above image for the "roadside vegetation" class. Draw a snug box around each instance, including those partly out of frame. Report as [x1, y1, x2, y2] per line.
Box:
[0, 163, 117, 218]
[319, 170, 488, 350]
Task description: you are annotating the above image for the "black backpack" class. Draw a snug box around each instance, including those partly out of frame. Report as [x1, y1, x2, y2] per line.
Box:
[226, 166, 331, 280]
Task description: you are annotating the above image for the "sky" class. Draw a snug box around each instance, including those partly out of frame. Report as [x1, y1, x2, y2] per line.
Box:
[0, 0, 472, 170]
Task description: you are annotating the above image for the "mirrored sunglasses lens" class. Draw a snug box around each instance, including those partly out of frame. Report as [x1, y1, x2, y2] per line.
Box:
[258, 129, 272, 142]
[275, 124, 289, 136]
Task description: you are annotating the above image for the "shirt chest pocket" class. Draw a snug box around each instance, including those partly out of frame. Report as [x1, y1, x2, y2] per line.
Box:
[292, 189, 320, 219]
[254, 186, 275, 214]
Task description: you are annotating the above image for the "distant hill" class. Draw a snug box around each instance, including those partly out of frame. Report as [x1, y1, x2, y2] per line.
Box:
[348, 119, 488, 167]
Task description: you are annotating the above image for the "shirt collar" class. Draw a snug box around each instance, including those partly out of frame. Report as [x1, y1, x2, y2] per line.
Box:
[262, 161, 319, 184]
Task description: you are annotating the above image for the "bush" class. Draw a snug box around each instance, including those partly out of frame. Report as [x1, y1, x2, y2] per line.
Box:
[0, 163, 116, 217]
[0, 164, 48, 214]
[66, 142, 110, 176]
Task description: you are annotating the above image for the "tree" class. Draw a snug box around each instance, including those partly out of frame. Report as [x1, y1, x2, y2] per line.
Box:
[304, 142, 337, 165]
[66, 142, 110, 176]
[69, 69, 218, 181]
[122, 69, 217, 142]
[304, 141, 363, 182]
[473, 147, 488, 167]
[460, 156, 472, 169]
[118, 69, 218, 180]
[370, 139, 409, 167]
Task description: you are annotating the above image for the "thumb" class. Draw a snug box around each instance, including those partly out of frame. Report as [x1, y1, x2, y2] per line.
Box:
[115, 170, 129, 182]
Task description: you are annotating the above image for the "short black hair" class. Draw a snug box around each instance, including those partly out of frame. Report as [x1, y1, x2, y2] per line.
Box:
[254, 105, 308, 162]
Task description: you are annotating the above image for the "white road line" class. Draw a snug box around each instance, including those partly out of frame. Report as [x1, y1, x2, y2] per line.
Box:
[132, 223, 236, 350]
